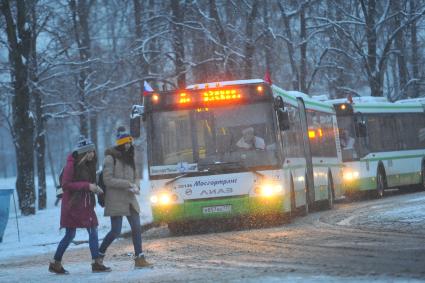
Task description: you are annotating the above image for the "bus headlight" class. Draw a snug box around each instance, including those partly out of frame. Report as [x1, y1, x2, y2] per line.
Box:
[160, 194, 171, 205]
[150, 192, 178, 205]
[255, 183, 283, 197]
[150, 195, 158, 204]
[343, 170, 359, 181]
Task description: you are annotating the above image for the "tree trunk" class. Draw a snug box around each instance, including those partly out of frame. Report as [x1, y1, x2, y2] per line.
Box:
[209, 0, 232, 79]
[29, 4, 46, 209]
[299, 6, 307, 93]
[170, 0, 186, 88]
[263, 1, 272, 74]
[70, 0, 94, 137]
[278, 2, 299, 90]
[45, 129, 58, 188]
[364, 0, 381, 96]
[244, 0, 258, 79]
[393, 1, 408, 98]
[89, 111, 98, 153]
[133, 0, 149, 78]
[410, 0, 420, 98]
[1, 0, 36, 215]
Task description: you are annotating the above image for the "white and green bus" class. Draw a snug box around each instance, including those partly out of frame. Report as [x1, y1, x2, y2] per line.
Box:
[130, 79, 337, 233]
[272, 86, 343, 211]
[327, 96, 425, 198]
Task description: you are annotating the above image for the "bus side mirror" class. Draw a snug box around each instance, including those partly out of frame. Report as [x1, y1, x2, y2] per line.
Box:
[354, 114, 367, 137]
[130, 104, 144, 138]
[278, 110, 290, 131]
[274, 97, 290, 130]
[130, 116, 141, 138]
[355, 122, 367, 137]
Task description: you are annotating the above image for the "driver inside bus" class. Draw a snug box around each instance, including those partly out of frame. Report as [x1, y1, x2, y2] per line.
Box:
[340, 129, 355, 150]
[236, 127, 265, 150]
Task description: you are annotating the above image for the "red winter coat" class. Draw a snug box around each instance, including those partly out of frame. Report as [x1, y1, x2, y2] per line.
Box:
[60, 154, 98, 228]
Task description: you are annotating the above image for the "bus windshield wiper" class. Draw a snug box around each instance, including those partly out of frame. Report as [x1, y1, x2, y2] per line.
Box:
[199, 160, 265, 178]
[165, 173, 190, 186]
[199, 161, 242, 171]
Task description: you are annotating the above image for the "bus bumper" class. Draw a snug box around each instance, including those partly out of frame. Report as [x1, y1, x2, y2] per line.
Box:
[151, 195, 289, 223]
[343, 177, 376, 194]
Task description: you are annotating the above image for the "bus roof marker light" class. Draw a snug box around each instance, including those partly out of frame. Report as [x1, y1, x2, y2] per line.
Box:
[152, 94, 160, 103]
[257, 85, 264, 94]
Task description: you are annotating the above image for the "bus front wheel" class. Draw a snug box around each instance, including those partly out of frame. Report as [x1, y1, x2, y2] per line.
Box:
[326, 174, 334, 210]
[168, 222, 188, 236]
[421, 162, 425, 190]
[376, 170, 387, 198]
[302, 190, 309, 216]
[290, 176, 296, 214]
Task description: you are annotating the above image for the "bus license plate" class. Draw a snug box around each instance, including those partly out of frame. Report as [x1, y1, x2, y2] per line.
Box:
[202, 205, 232, 214]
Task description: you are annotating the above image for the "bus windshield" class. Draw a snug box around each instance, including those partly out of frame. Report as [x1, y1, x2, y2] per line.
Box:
[149, 102, 281, 176]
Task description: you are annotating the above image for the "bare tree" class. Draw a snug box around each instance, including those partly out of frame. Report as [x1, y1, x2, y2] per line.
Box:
[28, 1, 48, 209]
[244, 0, 259, 79]
[170, 0, 186, 88]
[1, 0, 36, 215]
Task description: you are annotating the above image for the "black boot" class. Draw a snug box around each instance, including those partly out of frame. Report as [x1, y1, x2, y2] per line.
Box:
[48, 260, 69, 275]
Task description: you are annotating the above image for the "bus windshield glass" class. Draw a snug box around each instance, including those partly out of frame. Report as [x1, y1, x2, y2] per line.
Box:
[149, 102, 280, 176]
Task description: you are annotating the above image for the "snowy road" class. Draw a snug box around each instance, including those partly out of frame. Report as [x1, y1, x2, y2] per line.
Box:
[2, 190, 425, 282]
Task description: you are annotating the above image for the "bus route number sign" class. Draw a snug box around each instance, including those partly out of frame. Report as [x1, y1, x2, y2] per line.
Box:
[202, 205, 232, 214]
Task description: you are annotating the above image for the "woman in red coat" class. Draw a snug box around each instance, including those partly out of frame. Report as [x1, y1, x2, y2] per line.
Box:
[49, 137, 110, 274]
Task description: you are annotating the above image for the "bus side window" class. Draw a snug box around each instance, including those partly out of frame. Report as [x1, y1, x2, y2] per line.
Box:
[354, 115, 367, 138]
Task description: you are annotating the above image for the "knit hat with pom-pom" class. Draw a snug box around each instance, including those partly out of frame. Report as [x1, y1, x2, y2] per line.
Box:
[73, 135, 95, 154]
[116, 126, 133, 146]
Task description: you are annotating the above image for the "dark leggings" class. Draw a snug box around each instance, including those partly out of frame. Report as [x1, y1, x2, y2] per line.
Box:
[99, 206, 142, 256]
[54, 227, 99, 261]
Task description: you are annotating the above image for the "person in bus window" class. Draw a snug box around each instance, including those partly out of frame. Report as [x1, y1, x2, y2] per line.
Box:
[236, 127, 265, 150]
[340, 129, 355, 150]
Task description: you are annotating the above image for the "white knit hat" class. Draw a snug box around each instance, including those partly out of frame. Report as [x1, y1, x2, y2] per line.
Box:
[73, 135, 95, 154]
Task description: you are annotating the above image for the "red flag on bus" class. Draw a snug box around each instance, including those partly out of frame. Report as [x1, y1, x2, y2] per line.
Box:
[264, 70, 272, 85]
[143, 81, 154, 96]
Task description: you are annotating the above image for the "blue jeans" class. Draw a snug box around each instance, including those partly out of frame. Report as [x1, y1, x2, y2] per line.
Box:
[54, 227, 99, 261]
[99, 206, 142, 256]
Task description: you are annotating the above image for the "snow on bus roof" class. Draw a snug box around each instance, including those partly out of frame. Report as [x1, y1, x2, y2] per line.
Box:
[270, 86, 334, 112]
[396, 97, 425, 104]
[311, 95, 329, 101]
[327, 96, 389, 104]
[326, 96, 424, 113]
[186, 79, 264, 89]
[284, 90, 311, 100]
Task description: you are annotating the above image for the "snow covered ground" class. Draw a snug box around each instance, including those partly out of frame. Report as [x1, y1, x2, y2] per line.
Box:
[0, 176, 153, 261]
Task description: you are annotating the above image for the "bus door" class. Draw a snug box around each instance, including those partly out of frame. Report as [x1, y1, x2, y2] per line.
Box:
[296, 97, 315, 207]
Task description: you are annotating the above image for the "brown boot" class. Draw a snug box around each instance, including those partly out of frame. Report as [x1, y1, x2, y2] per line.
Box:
[97, 252, 105, 265]
[48, 260, 69, 275]
[91, 258, 111, 273]
[134, 254, 152, 268]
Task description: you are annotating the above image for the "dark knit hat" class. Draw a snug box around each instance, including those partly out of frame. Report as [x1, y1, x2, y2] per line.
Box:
[116, 126, 133, 146]
[73, 135, 95, 154]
